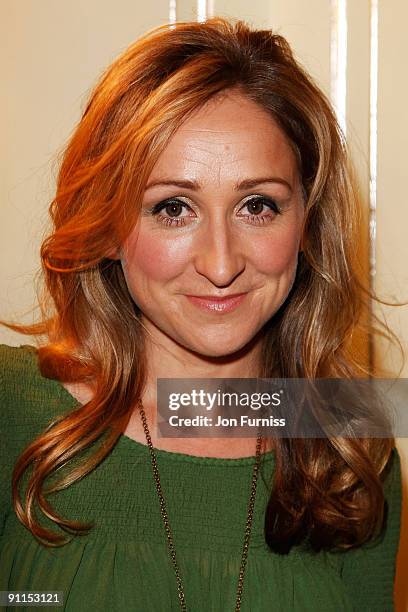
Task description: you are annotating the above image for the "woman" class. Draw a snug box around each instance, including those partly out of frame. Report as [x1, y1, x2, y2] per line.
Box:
[0, 17, 402, 612]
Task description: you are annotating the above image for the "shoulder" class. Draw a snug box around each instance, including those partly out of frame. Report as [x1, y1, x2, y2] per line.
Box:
[0, 343, 75, 525]
[338, 445, 403, 610]
[0, 343, 70, 448]
[380, 446, 402, 549]
[0, 343, 39, 397]
[1, 343, 43, 413]
[384, 446, 402, 504]
[0, 343, 38, 415]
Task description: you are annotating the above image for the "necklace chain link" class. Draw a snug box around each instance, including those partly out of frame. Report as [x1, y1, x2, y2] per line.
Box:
[138, 399, 263, 612]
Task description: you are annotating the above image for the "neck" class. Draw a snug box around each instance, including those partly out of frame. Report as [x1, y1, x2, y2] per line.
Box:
[125, 322, 270, 458]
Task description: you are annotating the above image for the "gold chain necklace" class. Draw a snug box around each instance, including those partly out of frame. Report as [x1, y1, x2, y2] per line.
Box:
[138, 399, 263, 612]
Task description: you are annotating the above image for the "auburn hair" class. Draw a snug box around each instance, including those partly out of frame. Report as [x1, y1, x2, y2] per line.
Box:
[2, 17, 404, 552]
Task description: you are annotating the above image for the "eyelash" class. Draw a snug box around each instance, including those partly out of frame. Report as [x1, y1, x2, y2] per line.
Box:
[149, 196, 282, 227]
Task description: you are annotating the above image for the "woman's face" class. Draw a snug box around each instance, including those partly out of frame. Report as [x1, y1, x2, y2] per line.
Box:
[120, 90, 305, 357]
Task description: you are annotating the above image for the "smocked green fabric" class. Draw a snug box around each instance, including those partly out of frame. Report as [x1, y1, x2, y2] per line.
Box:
[0, 344, 402, 611]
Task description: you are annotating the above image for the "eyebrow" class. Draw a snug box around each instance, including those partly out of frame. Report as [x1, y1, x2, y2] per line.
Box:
[145, 176, 293, 193]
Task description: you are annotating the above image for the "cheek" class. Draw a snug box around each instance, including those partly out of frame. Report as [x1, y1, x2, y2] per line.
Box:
[123, 231, 190, 282]
[253, 232, 300, 276]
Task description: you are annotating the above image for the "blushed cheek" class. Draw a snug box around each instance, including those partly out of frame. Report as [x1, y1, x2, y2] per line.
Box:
[253, 234, 300, 277]
[123, 231, 191, 281]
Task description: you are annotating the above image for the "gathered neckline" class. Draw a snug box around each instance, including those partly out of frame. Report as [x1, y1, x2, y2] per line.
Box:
[23, 344, 275, 466]
[118, 430, 275, 464]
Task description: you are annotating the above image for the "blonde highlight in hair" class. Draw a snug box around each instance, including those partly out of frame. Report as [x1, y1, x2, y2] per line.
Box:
[2, 17, 405, 551]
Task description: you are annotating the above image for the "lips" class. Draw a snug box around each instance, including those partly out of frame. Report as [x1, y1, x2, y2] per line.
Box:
[185, 292, 248, 313]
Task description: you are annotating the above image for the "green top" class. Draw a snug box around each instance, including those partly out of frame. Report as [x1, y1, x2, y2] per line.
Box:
[0, 344, 402, 612]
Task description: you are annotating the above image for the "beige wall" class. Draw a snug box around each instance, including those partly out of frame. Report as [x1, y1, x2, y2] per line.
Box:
[1, 1, 407, 607]
[0, 0, 170, 339]
[376, 4, 408, 606]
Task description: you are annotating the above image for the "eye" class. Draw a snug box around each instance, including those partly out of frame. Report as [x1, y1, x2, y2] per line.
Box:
[149, 198, 193, 227]
[238, 196, 282, 224]
[148, 195, 282, 227]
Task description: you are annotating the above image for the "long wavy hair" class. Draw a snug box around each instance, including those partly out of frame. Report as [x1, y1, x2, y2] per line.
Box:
[2, 17, 404, 552]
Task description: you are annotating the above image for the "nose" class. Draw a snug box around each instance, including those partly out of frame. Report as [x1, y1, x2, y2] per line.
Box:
[192, 214, 246, 288]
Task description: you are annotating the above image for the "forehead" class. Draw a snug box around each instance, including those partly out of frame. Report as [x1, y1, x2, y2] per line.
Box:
[148, 91, 299, 184]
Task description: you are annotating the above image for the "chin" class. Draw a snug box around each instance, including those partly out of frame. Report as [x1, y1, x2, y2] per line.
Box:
[187, 336, 255, 359]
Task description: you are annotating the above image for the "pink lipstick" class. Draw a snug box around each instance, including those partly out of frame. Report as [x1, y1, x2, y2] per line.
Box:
[185, 292, 248, 313]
